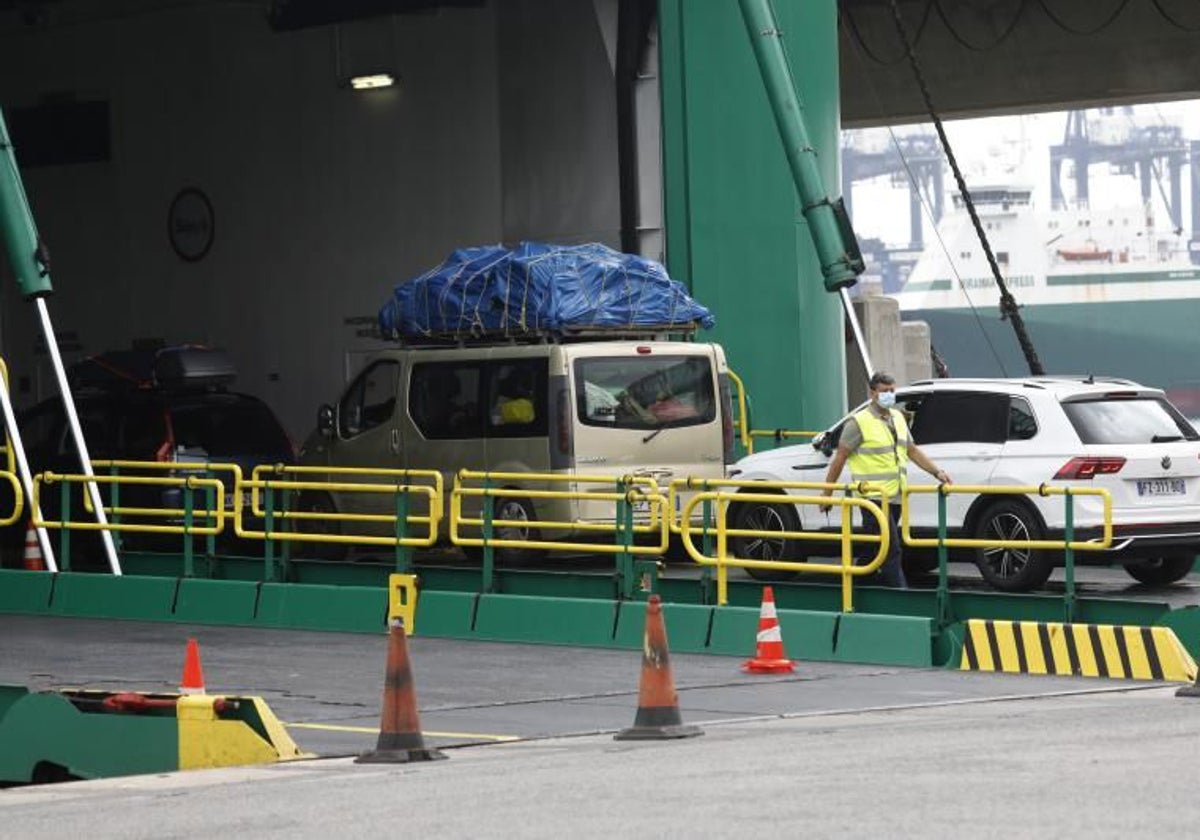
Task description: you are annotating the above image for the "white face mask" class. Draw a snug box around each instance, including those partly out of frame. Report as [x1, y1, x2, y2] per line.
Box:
[876, 391, 896, 409]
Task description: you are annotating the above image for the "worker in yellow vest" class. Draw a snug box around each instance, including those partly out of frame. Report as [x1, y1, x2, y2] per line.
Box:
[819, 371, 951, 587]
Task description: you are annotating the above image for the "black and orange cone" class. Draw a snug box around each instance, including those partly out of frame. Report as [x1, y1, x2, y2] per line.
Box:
[356, 617, 447, 764]
[615, 595, 703, 741]
[179, 638, 206, 695]
[742, 586, 796, 674]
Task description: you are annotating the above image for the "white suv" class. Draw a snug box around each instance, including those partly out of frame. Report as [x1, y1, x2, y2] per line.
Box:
[729, 377, 1200, 592]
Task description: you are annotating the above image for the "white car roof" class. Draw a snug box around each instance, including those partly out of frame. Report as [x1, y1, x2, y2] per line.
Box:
[902, 376, 1161, 398]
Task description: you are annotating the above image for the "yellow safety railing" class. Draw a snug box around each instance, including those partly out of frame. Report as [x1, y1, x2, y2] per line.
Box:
[673, 478, 892, 610]
[0, 359, 23, 526]
[239, 465, 443, 548]
[726, 369, 819, 454]
[0, 469, 21, 527]
[903, 483, 1113, 623]
[89, 459, 244, 522]
[746, 429, 820, 454]
[902, 483, 1113, 551]
[450, 469, 667, 554]
[34, 472, 227, 535]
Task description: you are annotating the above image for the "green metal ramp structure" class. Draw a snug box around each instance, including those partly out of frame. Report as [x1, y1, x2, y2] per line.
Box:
[3, 559, 1198, 673]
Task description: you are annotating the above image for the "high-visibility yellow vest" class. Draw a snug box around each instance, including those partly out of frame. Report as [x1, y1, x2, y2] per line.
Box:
[848, 407, 910, 499]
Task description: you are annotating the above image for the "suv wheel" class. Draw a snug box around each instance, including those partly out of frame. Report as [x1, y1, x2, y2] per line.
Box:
[729, 498, 801, 582]
[1123, 556, 1194, 586]
[972, 499, 1054, 592]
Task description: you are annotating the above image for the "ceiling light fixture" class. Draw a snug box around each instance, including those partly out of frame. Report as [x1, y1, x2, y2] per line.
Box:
[349, 73, 396, 91]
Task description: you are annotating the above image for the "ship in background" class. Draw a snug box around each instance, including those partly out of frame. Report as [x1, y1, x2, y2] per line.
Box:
[845, 108, 1200, 409]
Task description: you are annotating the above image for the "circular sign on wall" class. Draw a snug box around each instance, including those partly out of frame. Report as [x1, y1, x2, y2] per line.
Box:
[168, 187, 215, 262]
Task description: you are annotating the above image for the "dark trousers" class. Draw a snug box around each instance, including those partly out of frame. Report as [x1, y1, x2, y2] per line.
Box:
[857, 502, 907, 589]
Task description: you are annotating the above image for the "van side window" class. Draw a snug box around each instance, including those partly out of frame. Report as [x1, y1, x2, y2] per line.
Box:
[574, 355, 715, 430]
[487, 360, 548, 438]
[338, 360, 400, 439]
[409, 362, 483, 440]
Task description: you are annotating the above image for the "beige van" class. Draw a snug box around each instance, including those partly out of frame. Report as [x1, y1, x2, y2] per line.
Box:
[297, 340, 733, 561]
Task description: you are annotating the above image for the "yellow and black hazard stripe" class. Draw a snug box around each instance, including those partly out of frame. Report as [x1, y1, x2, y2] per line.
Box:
[960, 619, 1197, 683]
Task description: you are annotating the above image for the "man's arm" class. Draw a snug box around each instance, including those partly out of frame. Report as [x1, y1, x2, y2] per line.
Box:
[908, 443, 951, 484]
[819, 445, 852, 511]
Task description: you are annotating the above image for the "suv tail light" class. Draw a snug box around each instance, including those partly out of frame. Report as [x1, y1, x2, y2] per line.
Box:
[1054, 456, 1126, 480]
[155, 408, 176, 462]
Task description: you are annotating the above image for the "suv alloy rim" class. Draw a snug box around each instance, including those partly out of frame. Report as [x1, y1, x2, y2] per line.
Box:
[981, 511, 1031, 578]
[741, 504, 788, 561]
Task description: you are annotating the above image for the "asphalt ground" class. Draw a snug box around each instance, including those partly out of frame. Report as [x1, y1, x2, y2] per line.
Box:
[0, 613, 1179, 757]
[3, 616, 1200, 837]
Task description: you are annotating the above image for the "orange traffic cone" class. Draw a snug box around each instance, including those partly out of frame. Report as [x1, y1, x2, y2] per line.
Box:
[743, 586, 796, 674]
[22, 523, 45, 571]
[356, 618, 447, 764]
[180, 638, 207, 695]
[615, 595, 703, 741]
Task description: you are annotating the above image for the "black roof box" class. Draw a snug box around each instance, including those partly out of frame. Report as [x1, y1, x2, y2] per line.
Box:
[153, 347, 236, 388]
[69, 346, 237, 391]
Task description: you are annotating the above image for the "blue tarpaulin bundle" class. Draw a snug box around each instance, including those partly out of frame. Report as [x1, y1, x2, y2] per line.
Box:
[378, 242, 714, 340]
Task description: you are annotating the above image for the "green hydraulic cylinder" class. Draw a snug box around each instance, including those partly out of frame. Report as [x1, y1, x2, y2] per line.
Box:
[0, 110, 53, 298]
[736, 0, 863, 292]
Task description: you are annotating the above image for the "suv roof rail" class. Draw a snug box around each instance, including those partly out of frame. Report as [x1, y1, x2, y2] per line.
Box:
[1027, 375, 1141, 387]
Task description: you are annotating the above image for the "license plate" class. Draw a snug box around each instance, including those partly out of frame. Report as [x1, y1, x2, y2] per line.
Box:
[1136, 479, 1186, 497]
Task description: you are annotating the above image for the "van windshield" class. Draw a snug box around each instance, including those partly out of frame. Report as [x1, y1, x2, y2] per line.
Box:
[574, 356, 715, 430]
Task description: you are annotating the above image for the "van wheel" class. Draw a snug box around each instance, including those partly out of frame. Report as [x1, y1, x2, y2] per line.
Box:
[290, 491, 346, 561]
[972, 499, 1053, 592]
[463, 495, 545, 567]
[729, 498, 801, 582]
[1123, 556, 1194, 586]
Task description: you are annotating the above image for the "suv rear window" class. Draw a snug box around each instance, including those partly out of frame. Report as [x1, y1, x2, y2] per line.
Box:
[170, 400, 291, 457]
[1062, 397, 1199, 445]
[574, 356, 714, 431]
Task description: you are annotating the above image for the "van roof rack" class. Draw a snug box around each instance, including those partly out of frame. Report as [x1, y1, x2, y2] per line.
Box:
[390, 323, 700, 348]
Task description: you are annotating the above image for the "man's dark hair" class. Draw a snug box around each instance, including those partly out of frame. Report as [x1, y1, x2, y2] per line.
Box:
[868, 372, 895, 390]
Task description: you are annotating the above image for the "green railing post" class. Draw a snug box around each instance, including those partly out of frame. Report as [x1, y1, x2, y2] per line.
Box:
[59, 480, 71, 572]
[182, 479, 195, 579]
[1063, 491, 1076, 624]
[614, 478, 633, 600]
[700, 492, 715, 605]
[204, 470, 216, 565]
[394, 485, 411, 573]
[481, 476, 495, 593]
[936, 489, 951, 627]
[263, 484, 276, 583]
[108, 464, 122, 553]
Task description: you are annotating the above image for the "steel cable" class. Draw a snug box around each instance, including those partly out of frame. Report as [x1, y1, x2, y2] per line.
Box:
[886, 0, 1044, 375]
[838, 12, 1011, 375]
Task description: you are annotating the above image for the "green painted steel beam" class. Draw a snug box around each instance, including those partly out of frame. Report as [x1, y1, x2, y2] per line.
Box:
[659, 1, 847, 429]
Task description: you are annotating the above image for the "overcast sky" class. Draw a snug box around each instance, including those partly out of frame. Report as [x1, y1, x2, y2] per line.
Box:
[844, 99, 1200, 248]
